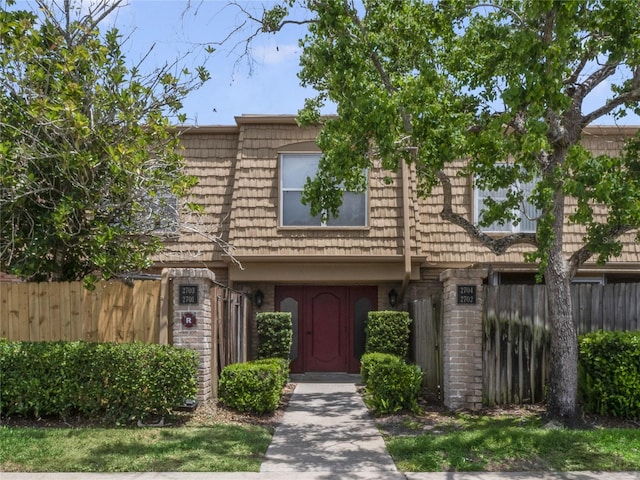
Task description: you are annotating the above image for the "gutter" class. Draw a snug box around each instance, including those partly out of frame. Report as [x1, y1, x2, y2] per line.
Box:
[399, 159, 412, 304]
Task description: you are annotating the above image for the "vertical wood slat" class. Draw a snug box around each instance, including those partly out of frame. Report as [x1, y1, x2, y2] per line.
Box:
[48, 283, 61, 342]
[211, 285, 219, 399]
[1, 282, 11, 338]
[158, 272, 170, 345]
[58, 283, 72, 341]
[410, 295, 442, 397]
[483, 282, 640, 406]
[0, 280, 161, 343]
[68, 282, 82, 341]
[16, 283, 30, 341]
[28, 283, 40, 341]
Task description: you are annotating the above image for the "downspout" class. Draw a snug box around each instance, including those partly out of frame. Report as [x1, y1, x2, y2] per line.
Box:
[398, 159, 412, 304]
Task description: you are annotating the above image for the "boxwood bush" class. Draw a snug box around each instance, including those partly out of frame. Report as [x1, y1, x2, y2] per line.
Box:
[252, 357, 290, 388]
[218, 358, 288, 414]
[361, 352, 423, 414]
[360, 352, 400, 385]
[579, 330, 640, 419]
[256, 312, 293, 360]
[365, 311, 412, 359]
[0, 340, 198, 424]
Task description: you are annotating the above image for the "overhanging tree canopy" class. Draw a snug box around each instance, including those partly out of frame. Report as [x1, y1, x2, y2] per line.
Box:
[238, 0, 640, 425]
[0, 0, 210, 285]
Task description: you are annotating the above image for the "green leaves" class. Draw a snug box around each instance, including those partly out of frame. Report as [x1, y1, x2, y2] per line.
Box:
[360, 352, 423, 414]
[579, 331, 640, 419]
[0, 340, 199, 424]
[289, 0, 640, 272]
[0, 1, 209, 283]
[365, 310, 412, 359]
[218, 359, 287, 414]
[256, 312, 293, 360]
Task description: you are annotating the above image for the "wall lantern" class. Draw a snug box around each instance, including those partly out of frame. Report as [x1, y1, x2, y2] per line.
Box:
[254, 289, 264, 308]
[388, 288, 398, 307]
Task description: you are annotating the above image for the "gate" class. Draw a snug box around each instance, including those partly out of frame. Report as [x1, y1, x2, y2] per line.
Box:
[409, 294, 443, 400]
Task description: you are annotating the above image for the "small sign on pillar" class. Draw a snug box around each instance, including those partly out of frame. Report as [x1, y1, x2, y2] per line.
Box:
[457, 285, 477, 304]
[182, 312, 197, 328]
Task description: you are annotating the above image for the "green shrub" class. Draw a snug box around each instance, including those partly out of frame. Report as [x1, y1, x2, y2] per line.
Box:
[256, 312, 293, 360]
[218, 360, 282, 414]
[252, 357, 290, 388]
[360, 352, 400, 385]
[579, 330, 640, 419]
[365, 311, 412, 358]
[0, 340, 198, 424]
[362, 353, 423, 414]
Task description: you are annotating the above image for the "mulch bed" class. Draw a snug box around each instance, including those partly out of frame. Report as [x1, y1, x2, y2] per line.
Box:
[2, 385, 638, 432]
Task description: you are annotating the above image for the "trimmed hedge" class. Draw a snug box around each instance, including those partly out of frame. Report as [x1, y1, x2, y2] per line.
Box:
[0, 340, 198, 424]
[360, 352, 399, 385]
[579, 330, 640, 419]
[256, 312, 293, 360]
[361, 352, 423, 414]
[253, 357, 290, 388]
[218, 357, 289, 414]
[365, 311, 412, 359]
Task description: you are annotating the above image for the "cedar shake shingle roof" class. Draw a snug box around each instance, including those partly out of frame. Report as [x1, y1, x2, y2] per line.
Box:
[155, 118, 639, 271]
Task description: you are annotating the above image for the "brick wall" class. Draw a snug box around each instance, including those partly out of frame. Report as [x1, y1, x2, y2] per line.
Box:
[439, 268, 487, 409]
[166, 268, 216, 402]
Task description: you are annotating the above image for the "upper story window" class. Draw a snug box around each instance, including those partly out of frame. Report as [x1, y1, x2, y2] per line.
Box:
[140, 189, 179, 236]
[474, 176, 539, 234]
[280, 153, 367, 227]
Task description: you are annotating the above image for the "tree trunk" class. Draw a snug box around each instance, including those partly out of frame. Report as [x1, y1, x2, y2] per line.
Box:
[545, 191, 579, 426]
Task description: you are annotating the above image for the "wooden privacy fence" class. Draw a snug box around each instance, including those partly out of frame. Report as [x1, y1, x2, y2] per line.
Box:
[214, 286, 249, 372]
[409, 294, 443, 399]
[484, 283, 640, 406]
[0, 280, 164, 343]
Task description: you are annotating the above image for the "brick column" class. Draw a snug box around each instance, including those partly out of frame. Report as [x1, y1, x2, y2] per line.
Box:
[439, 268, 488, 409]
[165, 268, 216, 403]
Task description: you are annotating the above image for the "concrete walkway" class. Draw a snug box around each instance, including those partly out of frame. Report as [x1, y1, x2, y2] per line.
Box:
[260, 381, 401, 477]
[3, 378, 640, 479]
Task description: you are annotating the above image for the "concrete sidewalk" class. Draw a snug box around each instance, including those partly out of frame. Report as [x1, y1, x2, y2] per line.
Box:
[3, 379, 639, 479]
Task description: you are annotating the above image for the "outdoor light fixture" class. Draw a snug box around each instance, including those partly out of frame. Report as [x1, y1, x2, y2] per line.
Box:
[254, 290, 264, 308]
[388, 288, 398, 307]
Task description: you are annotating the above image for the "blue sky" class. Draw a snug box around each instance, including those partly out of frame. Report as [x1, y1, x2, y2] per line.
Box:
[108, 0, 323, 126]
[10, 0, 640, 127]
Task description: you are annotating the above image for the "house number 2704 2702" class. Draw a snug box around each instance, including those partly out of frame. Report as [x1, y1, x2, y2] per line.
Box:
[457, 285, 477, 304]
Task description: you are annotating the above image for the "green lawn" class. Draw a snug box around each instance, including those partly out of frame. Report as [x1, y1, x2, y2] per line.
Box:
[383, 412, 640, 472]
[1, 424, 272, 472]
[4, 408, 640, 473]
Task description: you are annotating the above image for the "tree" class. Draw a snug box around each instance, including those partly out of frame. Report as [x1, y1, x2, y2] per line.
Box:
[0, 0, 210, 285]
[239, 0, 640, 425]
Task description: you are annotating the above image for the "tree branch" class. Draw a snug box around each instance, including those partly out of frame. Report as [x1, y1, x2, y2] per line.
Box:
[437, 170, 538, 255]
[472, 3, 526, 26]
[563, 43, 592, 88]
[568, 224, 634, 277]
[582, 65, 640, 125]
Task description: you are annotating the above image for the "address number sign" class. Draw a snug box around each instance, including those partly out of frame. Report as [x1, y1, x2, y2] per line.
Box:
[179, 285, 199, 305]
[457, 285, 477, 304]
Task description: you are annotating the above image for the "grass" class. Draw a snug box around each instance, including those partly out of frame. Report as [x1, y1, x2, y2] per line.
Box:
[4, 405, 639, 473]
[0, 424, 272, 472]
[383, 412, 640, 472]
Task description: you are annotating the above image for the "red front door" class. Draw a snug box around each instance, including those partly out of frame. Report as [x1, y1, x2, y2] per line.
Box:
[275, 285, 377, 373]
[305, 287, 348, 371]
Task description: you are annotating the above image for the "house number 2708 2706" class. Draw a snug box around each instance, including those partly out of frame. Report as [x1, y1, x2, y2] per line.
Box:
[457, 285, 477, 304]
[179, 285, 199, 305]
